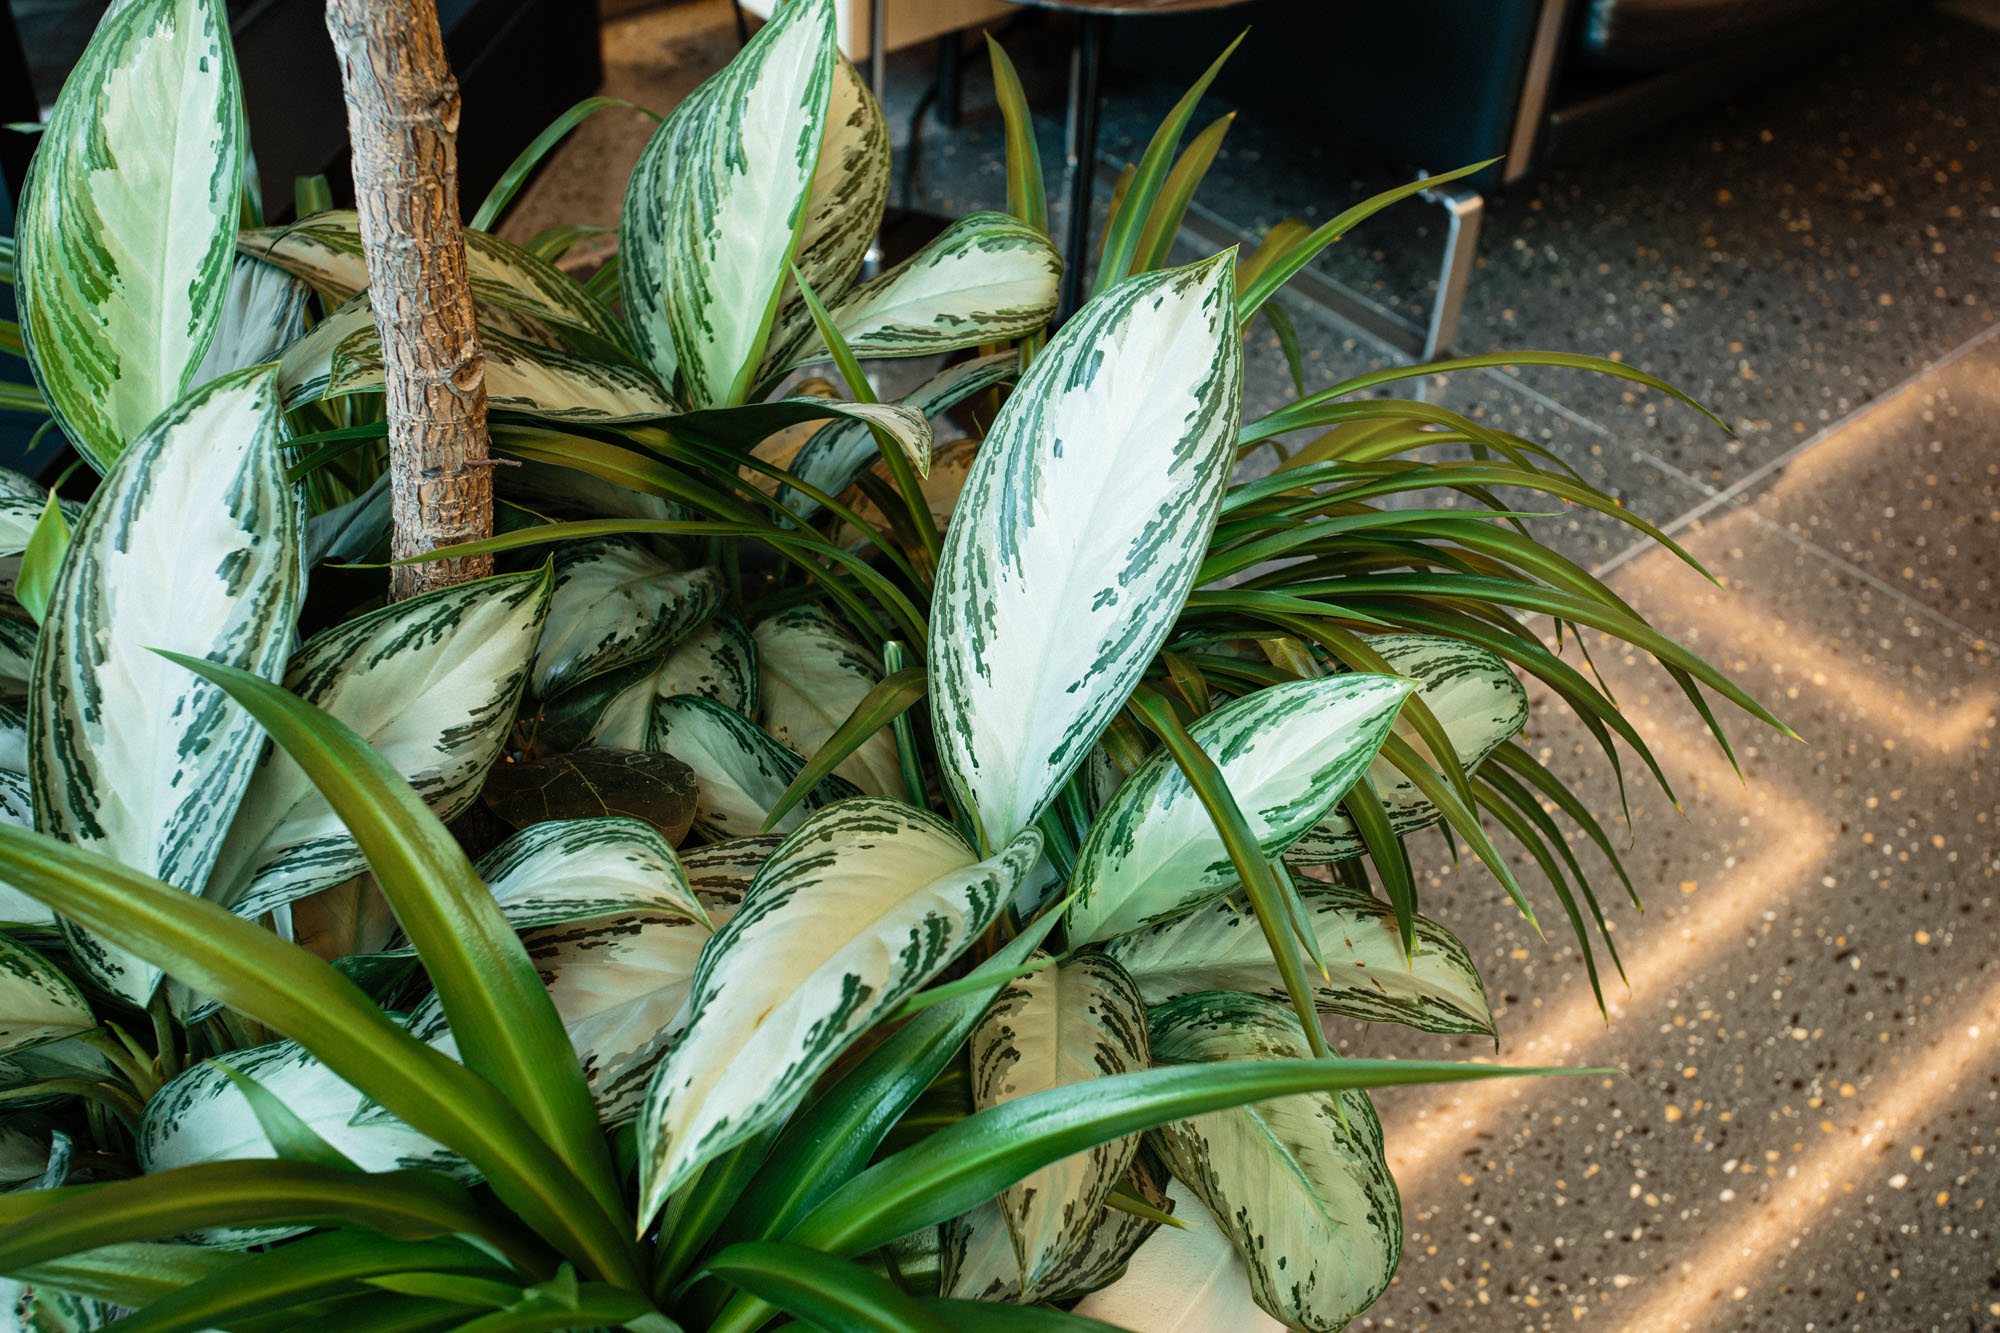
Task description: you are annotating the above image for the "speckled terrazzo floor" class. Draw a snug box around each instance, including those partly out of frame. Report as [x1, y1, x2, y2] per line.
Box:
[511, 5, 2000, 1329]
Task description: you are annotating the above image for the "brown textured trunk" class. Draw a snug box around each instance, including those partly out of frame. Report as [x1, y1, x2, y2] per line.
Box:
[326, 0, 492, 600]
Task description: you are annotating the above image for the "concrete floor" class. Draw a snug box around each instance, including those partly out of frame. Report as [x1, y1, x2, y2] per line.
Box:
[510, 4, 1999, 1328]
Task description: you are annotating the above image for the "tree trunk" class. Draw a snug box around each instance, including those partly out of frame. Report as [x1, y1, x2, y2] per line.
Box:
[326, 0, 492, 600]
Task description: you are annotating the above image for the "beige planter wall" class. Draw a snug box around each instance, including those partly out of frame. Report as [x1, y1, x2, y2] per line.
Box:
[738, 0, 1013, 60]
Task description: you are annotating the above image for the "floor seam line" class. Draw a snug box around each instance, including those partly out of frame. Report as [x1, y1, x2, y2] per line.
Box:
[1740, 512, 1993, 645]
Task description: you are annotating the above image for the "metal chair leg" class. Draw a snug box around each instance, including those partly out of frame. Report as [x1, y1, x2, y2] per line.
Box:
[1058, 14, 1106, 322]
[1419, 181, 1483, 361]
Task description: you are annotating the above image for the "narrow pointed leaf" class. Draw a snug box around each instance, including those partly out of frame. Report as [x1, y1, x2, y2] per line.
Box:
[929, 254, 1243, 844]
[703, 1241, 953, 1333]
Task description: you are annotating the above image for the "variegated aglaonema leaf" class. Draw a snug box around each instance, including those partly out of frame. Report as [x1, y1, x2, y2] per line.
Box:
[647, 695, 855, 840]
[1287, 635, 1529, 864]
[779, 351, 1015, 519]
[762, 55, 891, 366]
[1065, 674, 1411, 944]
[0, 935, 93, 1058]
[635, 798, 1042, 1225]
[193, 254, 311, 386]
[764, 213, 1060, 378]
[31, 366, 301, 1003]
[1069, 1180, 1286, 1333]
[944, 1146, 1173, 1305]
[534, 539, 722, 698]
[1104, 885, 1495, 1037]
[585, 616, 759, 751]
[1146, 991, 1401, 1332]
[929, 254, 1243, 845]
[14, 0, 241, 474]
[620, 0, 836, 408]
[330, 326, 678, 423]
[968, 953, 1151, 1291]
[476, 816, 708, 931]
[754, 603, 901, 796]
[203, 566, 552, 921]
[140, 1038, 470, 1244]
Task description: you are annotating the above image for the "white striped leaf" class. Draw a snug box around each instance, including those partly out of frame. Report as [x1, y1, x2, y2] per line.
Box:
[1104, 886, 1495, 1037]
[240, 210, 629, 357]
[968, 953, 1151, 1290]
[1065, 674, 1412, 944]
[203, 566, 552, 921]
[0, 935, 93, 1058]
[30, 366, 300, 1004]
[754, 603, 901, 796]
[520, 910, 716, 1124]
[766, 213, 1060, 377]
[675, 398, 933, 476]
[0, 1280, 113, 1332]
[1069, 1180, 1286, 1333]
[0, 620, 33, 698]
[0, 772, 46, 928]
[0, 701, 24, 777]
[780, 351, 1015, 519]
[328, 325, 679, 423]
[587, 616, 759, 751]
[273, 293, 374, 408]
[1287, 635, 1529, 864]
[679, 834, 783, 912]
[762, 55, 891, 365]
[635, 798, 1041, 1222]
[1146, 992, 1401, 1332]
[193, 254, 311, 386]
[475, 816, 708, 931]
[140, 1038, 470, 1245]
[646, 695, 856, 841]
[942, 1148, 1171, 1305]
[15, 0, 241, 474]
[620, 0, 836, 408]
[0, 500, 46, 562]
[534, 539, 722, 698]
[0, 468, 45, 502]
[928, 254, 1243, 845]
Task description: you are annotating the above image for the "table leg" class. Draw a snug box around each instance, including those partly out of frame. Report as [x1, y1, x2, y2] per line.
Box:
[1059, 13, 1106, 321]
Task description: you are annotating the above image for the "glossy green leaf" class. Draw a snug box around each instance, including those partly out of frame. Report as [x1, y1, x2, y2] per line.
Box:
[704, 1241, 953, 1333]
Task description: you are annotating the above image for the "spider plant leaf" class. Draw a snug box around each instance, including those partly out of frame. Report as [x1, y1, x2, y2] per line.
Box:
[620, 0, 836, 406]
[768, 213, 1060, 377]
[702, 1241, 955, 1333]
[648, 695, 857, 841]
[758, 667, 927, 832]
[4, 1242, 243, 1313]
[1066, 674, 1409, 943]
[779, 351, 1015, 519]
[1234, 159, 1490, 323]
[471, 96, 664, 233]
[755, 604, 906, 797]
[0, 1162, 534, 1277]
[150, 657, 638, 1285]
[1286, 635, 1527, 863]
[781, 1054, 1566, 1265]
[30, 366, 301, 1004]
[1133, 110, 1236, 275]
[929, 254, 1243, 845]
[634, 798, 1040, 1226]
[534, 539, 722, 699]
[969, 953, 1151, 1291]
[763, 56, 892, 367]
[1095, 36, 1243, 293]
[1069, 1180, 1285, 1332]
[1105, 885, 1494, 1036]
[194, 255, 311, 386]
[986, 36, 1048, 236]
[15, 0, 241, 473]
[0, 934, 92, 1058]
[243, 210, 631, 359]
[1145, 991, 1400, 1332]
[580, 616, 760, 752]
[204, 566, 552, 922]
[101, 1231, 511, 1333]
[475, 817, 708, 931]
